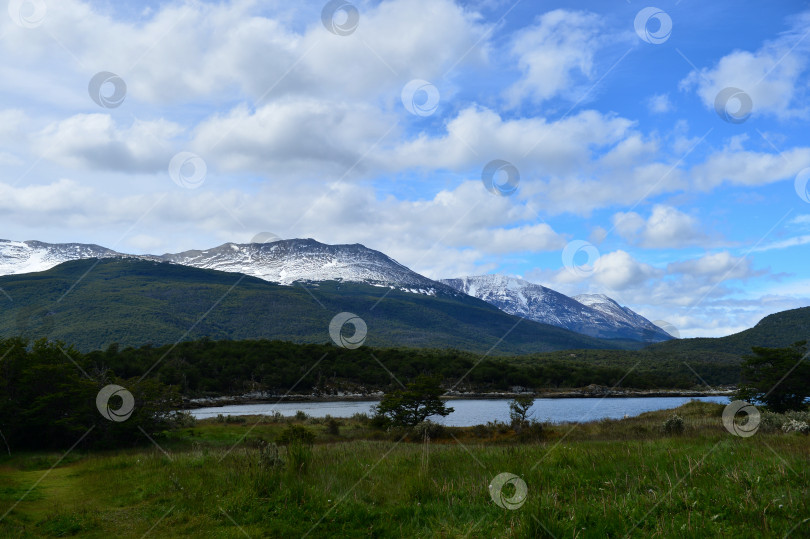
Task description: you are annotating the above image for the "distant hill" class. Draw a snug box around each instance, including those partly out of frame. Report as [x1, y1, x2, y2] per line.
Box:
[0, 258, 637, 354]
[643, 306, 810, 358]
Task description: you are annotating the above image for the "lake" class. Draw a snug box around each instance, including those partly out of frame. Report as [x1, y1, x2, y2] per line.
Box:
[186, 396, 731, 426]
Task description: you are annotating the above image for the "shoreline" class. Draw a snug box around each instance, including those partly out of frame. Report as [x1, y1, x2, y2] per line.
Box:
[183, 387, 736, 408]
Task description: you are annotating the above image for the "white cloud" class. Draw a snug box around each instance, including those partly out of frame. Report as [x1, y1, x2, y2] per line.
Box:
[690, 147, 810, 190]
[34, 114, 181, 173]
[590, 250, 661, 289]
[667, 251, 757, 282]
[752, 235, 810, 253]
[680, 12, 810, 119]
[505, 10, 615, 105]
[192, 98, 396, 179]
[612, 205, 708, 248]
[647, 93, 672, 114]
[0, 0, 489, 106]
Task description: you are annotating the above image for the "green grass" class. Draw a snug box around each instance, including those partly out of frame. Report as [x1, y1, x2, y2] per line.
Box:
[0, 402, 807, 538]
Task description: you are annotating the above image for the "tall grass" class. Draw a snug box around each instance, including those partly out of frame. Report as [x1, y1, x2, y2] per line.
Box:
[0, 401, 807, 537]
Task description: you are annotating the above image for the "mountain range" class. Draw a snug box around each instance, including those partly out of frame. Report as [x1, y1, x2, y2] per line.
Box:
[440, 275, 671, 342]
[0, 258, 638, 353]
[0, 238, 671, 346]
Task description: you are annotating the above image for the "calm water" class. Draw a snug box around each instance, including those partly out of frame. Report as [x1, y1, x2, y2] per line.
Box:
[187, 396, 730, 426]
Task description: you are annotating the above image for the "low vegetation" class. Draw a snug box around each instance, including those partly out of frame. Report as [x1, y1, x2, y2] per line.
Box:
[0, 401, 807, 537]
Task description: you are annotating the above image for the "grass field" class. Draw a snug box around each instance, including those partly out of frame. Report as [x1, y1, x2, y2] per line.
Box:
[0, 401, 807, 538]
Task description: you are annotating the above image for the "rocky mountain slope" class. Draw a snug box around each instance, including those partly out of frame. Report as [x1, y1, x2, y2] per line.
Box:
[441, 275, 671, 342]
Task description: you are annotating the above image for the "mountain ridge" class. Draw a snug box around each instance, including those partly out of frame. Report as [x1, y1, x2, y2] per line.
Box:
[0, 238, 668, 343]
[0, 257, 640, 354]
[440, 275, 671, 342]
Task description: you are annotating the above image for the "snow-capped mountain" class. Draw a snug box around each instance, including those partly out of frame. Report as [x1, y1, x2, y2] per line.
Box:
[573, 294, 672, 339]
[0, 238, 457, 296]
[0, 240, 124, 275]
[441, 275, 672, 342]
[162, 239, 456, 295]
[0, 238, 670, 342]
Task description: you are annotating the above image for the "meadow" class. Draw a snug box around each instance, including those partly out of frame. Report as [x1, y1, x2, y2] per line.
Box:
[0, 401, 807, 538]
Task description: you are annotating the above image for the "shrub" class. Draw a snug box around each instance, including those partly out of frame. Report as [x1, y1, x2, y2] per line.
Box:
[294, 410, 308, 421]
[256, 439, 283, 470]
[276, 425, 315, 474]
[277, 425, 316, 446]
[516, 420, 544, 442]
[351, 412, 371, 425]
[326, 418, 340, 436]
[782, 419, 810, 435]
[412, 420, 447, 440]
[663, 414, 685, 435]
[174, 411, 197, 428]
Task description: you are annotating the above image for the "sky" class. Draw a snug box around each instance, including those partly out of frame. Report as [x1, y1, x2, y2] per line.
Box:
[1, 0, 810, 339]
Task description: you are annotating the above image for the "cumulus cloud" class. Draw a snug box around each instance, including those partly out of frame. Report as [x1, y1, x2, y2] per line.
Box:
[34, 114, 181, 173]
[690, 147, 810, 190]
[612, 205, 708, 248]
[0, 0, 489, 106]
[505, 9, 627, 105]
[680, 12, 810, 119]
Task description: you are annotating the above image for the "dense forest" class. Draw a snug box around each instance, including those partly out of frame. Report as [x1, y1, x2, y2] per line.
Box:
[87, 338, 741, 397]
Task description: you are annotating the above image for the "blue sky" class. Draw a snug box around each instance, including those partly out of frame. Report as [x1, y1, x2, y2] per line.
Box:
[1, 0, 810, 337]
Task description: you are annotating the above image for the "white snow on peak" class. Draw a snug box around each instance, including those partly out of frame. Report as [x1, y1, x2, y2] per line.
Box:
[441, 275, 672, 342]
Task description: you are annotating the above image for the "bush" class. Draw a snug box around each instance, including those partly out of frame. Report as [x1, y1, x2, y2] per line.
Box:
[277, 425, 316, 446]
[412, 420, 447, 439]
[782, 419, 810, 435]
[326, 418, 340, 436]
[759, 410, 810, 432]
[255, 438, 283, 470]
[276, 425, 315, 474]
[351, 412, 371, 425]
[516, 420, 544, 442]
[174, 411, 197, 428]
[294, 410, 308, 421]
[663, 414, 685, 435]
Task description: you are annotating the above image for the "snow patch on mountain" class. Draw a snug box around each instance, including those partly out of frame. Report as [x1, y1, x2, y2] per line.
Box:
[441, 275, 672, 342]
[0, 240, 122, 275]
[160, 239, 455, 295]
